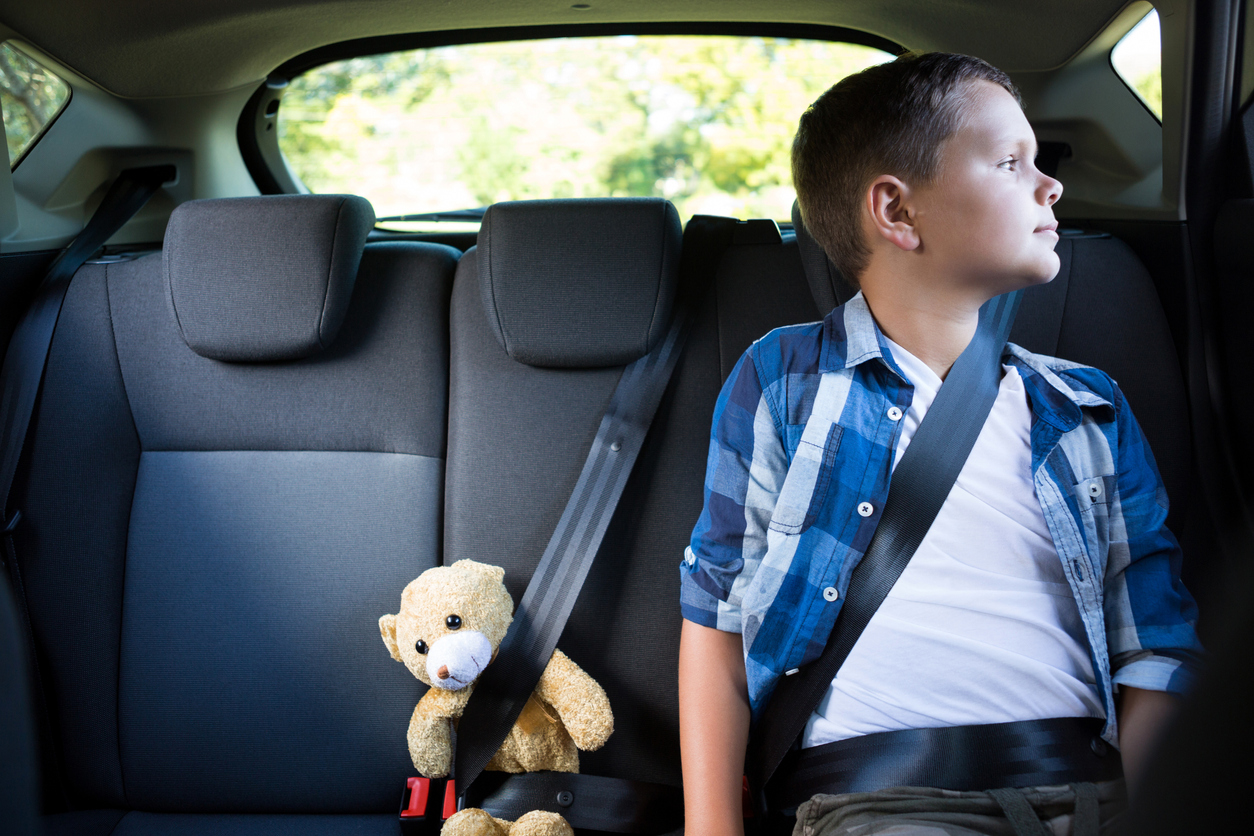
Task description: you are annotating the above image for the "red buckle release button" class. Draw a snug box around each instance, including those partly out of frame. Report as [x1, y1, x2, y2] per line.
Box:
[401, 777, 430, 818]
[442, 779, 458, 820]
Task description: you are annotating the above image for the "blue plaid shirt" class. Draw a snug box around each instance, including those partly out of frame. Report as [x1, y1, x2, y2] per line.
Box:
[681, 293, 1202, 744]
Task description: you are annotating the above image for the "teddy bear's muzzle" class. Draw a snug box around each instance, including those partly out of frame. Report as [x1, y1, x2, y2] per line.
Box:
[425, 630, 493, 690]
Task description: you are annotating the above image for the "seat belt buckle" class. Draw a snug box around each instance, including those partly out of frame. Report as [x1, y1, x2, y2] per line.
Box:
[399, 777, 459, 835]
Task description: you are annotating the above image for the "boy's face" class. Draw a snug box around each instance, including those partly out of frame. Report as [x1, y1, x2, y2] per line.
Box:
[912, 80, 1063, 295]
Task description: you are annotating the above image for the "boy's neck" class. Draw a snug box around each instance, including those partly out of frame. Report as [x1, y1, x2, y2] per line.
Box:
[858, 273, 992, 381]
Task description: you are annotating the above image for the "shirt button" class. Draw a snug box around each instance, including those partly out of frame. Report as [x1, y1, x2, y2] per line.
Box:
[887, 406, 903, 421]
[857, 501, 874, 517]
[1088, 482, 1103, 499]
[823, 586, 839, 602]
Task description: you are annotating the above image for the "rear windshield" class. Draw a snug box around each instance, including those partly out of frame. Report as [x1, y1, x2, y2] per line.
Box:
[277, 36, 894, 226]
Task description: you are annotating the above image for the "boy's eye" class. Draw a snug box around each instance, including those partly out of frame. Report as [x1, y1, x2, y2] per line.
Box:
[998, 157, 1017, 170]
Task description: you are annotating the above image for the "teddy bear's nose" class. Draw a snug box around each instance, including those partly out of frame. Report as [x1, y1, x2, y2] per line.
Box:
[437, 665, 451, 680]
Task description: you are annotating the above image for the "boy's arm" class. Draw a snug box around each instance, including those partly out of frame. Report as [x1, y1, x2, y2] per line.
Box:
[679, 346, 786, 834]
[1117, 685, 1179, 798]
[1100, 382, 1199, 792]
[679, 619, 750, 836]
[1103, 383, 1202, 698]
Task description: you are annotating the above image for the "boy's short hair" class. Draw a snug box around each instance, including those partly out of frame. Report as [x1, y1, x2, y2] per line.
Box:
[792, 52, 1021, 285]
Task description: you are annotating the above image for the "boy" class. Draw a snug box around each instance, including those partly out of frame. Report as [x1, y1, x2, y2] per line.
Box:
[678, 53, 1201, 835]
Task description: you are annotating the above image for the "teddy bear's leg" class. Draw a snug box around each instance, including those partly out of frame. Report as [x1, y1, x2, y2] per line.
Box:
[441, 807, 511, 836]
[507, 810, 574, 836]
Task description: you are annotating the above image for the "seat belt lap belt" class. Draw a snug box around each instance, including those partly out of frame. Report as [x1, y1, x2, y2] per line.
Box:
[0, 164, 175, 808]
[445, 215, 737, 833]
[765, 716, 1120, 812]
[748, 288, 1025, 799]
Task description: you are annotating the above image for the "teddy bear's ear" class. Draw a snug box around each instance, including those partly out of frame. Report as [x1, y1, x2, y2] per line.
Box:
[379, 614, 402, 662]
[453, 559, 505, 585]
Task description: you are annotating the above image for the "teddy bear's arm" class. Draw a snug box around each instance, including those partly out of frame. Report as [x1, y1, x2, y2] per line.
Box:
[406, 688, 470, 778]
[535, 649, 613, 752]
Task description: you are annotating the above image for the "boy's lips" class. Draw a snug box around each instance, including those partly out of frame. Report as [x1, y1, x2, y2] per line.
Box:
[1035, 221, 1059, 235]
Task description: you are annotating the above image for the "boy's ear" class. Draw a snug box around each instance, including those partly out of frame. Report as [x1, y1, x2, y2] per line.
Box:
[865, 175, 921, 252]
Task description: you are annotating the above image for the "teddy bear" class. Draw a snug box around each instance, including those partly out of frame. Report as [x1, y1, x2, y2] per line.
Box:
[379, 559, 614, 836]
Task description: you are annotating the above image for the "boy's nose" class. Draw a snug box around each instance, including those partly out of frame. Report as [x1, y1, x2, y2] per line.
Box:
[1041, 173, 1063, 206]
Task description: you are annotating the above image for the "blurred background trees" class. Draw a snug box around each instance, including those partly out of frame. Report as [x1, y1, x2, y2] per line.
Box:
[278, 36, 891, 222]
[0, 42, 70, 167]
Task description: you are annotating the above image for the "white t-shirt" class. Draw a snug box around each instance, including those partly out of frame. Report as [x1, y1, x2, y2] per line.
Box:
[802, 337, 1104, 748]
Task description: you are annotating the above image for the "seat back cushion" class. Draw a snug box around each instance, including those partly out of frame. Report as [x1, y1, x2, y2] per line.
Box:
[13, 236, 457, 812]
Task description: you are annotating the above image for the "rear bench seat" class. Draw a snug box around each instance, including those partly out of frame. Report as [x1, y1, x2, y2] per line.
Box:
[6, 191, 1192, 834]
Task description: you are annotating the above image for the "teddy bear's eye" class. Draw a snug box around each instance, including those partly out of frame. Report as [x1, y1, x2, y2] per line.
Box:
[415, 639, 429, 655]
[445, 614, 462, 630]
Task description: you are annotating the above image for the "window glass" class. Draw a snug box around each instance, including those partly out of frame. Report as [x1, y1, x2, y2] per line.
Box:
[0, 42, 71, 168]
[278, 36, 894, 226]
[1111, 9, 1161, 120]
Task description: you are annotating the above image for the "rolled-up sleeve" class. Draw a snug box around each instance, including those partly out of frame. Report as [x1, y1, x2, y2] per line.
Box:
[1105, 383, 1203, 697]
[681, 346, 785, 633]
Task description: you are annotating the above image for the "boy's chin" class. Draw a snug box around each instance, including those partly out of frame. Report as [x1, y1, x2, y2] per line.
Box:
[1026, 266, 1060, 287]
[1008, 255, 1063, 292]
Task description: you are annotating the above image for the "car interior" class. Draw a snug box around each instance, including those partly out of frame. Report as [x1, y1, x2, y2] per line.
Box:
[0, 1, 1251, 834]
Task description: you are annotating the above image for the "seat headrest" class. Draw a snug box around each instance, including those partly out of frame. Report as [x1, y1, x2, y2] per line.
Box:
[477, 198, 682, 368]
[165, 194, 375, 362]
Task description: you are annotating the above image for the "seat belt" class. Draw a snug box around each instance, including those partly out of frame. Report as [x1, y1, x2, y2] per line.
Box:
[448, 215, 737, 823]
[0, 164, 175, 808]
[747, 287, 1023, 798]
[763, 716, 1119, 810]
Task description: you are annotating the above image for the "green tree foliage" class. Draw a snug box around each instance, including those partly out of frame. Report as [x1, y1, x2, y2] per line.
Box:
[281, 51, 450, 189]
[1131, 68, 1162, 119]
[0, 43, 70, 167]
[279, 36, 891, 221]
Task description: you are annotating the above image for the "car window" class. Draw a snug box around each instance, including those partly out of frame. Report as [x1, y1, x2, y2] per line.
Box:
[277, 36, 894, 227]
[0, 42, 70, 169]
[1111, 7, 1161, 120]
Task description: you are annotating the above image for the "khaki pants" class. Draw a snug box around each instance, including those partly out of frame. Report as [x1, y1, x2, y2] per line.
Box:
[794, 780, 1127, 836]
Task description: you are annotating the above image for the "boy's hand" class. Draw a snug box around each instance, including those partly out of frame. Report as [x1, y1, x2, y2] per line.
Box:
[1118, 685, 1180, 798]
[679, 619, 751, 836]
